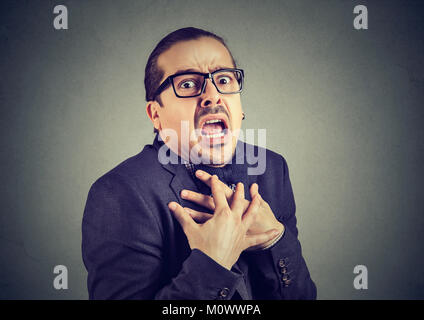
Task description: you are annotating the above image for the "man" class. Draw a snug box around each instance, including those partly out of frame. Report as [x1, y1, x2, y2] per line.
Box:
[82, 27, 316, 300]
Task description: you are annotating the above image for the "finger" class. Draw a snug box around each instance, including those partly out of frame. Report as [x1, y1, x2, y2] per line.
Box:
[241, 194, 261, 228]
[210, 175, 229, 210]
[250, 183, 259, 199]
[248, 183, 263, 212]
[184, 207, 213, 223]
[230, 182, 245, 215]
[195, 170, 234, 198]
[180, 189, 215, 211]
[168, 202, 197, 232]
[243, 229, 280, 251]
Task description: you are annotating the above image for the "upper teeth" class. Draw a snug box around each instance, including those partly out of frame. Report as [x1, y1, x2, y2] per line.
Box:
[205, 119, 222, 124]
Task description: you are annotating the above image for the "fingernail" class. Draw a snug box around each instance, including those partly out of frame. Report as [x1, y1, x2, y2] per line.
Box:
[169, 202, 176, 210]
[181, 190, 187, 197]
[196, 170, 203, 177]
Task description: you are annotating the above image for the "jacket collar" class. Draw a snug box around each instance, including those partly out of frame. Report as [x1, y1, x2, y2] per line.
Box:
[152, 134, 199, 204]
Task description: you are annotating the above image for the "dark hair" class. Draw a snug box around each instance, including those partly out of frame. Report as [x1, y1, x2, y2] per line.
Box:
[144, 27, 237, 133]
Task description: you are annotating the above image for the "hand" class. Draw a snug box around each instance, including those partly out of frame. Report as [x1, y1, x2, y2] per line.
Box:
[169, 175, 280, 270]
[180, 170, 285, 250]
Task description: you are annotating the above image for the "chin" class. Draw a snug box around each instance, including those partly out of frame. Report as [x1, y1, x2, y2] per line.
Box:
[187, 140, 231, 165]
[204, 142, 235, 166]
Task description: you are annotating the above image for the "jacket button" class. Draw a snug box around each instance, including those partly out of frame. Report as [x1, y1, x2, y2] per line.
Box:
[280, 267, 287, 274]
[278, 259, 285, 268]
[218, 288, 230, 299]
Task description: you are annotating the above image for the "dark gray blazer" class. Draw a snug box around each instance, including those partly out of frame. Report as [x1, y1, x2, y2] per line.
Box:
[82, 136, 317, 300]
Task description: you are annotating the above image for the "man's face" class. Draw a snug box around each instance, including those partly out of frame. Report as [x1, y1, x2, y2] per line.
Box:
[148, 37, 243, 166]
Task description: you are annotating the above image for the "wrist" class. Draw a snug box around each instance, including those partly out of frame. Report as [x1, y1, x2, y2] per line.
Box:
[196, 248, 233, 270]
[258, 222, 285, 249]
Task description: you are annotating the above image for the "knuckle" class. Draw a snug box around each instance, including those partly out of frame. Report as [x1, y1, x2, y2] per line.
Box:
[220, 207, 232, 217]
[250, 205, 259, 217]
[223, 207, 232, 215]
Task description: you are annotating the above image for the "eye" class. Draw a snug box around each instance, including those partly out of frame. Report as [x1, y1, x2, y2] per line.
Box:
[218, 76, 231, 85]
[179, 80, 196, 89]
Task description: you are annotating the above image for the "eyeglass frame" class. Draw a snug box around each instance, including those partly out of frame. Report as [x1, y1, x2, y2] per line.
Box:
[153, 68, 244, 99]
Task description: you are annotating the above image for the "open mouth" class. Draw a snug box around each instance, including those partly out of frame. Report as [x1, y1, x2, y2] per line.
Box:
[200, 117, 229, 139]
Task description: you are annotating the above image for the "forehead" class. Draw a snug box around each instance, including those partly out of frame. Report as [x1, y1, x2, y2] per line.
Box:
[157, 37, 235, 78]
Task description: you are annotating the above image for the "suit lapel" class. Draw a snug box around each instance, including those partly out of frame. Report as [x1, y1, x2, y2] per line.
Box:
[152, 134, 197, 206]
[158, 157, 213, 214]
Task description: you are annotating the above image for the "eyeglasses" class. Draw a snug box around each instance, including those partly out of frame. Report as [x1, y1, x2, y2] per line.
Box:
[153, 68, 244, 99]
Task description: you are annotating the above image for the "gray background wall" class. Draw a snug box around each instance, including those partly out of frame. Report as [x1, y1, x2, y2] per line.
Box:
[1, 0, 423, 299]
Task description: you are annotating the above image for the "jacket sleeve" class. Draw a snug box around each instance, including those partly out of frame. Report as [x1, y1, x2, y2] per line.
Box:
[82, 174, 243, 300]
[245, 156, 317, 300]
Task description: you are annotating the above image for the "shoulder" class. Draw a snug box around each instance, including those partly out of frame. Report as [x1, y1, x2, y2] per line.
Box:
[83, 141, 165, 217]
[91, 142, 163, 190]
[82, 143, 165, 244]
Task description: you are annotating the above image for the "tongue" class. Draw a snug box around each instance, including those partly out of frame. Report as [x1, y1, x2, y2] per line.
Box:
[202, 123, 223, 135]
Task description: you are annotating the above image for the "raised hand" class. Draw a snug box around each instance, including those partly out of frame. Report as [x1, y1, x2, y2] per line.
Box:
[169, 175, 280, 270]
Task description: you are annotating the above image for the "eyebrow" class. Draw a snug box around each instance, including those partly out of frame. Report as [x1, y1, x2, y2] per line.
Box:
[173, 65, 232, 75]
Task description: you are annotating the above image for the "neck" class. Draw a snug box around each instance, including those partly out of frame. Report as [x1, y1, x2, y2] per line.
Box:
[203, 163, 226, 168]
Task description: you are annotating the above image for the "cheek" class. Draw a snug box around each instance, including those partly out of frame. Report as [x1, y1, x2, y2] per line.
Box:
[160, 102, 197, 132]
[229, 95, 242, 110]
[229, 98, 243, 123]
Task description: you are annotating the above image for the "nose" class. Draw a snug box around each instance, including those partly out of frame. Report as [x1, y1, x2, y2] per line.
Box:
[200, 78, 222, 108]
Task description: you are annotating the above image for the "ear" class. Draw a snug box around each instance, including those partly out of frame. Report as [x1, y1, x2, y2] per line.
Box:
[146, 100, 162, 131]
